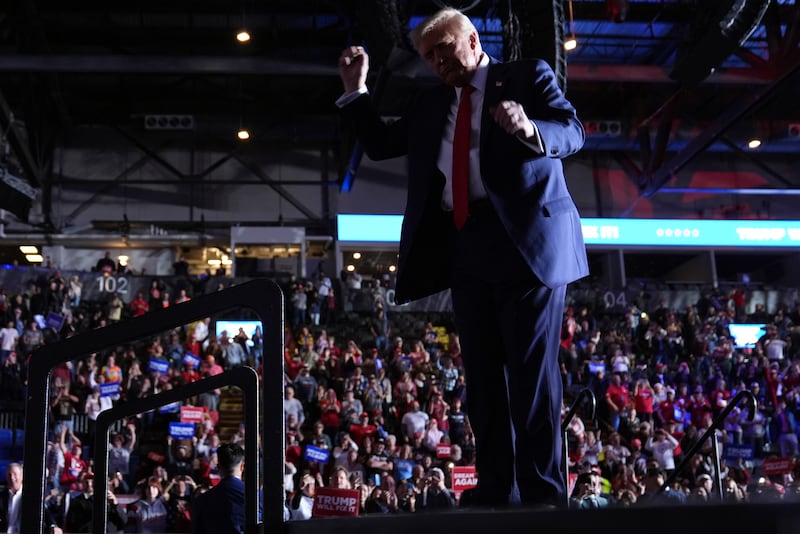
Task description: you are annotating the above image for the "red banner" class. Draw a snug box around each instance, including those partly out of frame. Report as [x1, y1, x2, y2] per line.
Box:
[452, 466, 478, 498]
[436, 444, 452, 458]
[761, 457, 795, 476]
[313, 487, 360, 517]
[180, 406, 204, 424]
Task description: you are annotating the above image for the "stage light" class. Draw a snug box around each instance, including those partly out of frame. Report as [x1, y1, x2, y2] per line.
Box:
[565, 0, 577, 51]
[19, 245, 38, 254]
[236, 30, 251, 43]
[237, 129, 250, 141]
[747, 138, 762, 149]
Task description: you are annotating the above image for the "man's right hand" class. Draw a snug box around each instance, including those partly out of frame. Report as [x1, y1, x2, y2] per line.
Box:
[338, 46, 369, 93]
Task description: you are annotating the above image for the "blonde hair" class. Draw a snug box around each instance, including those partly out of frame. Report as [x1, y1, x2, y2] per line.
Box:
[410, 8, 476, 51]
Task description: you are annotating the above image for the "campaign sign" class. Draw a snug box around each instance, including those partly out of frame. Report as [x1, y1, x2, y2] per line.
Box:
[181, 406, 204, 424]
[159, 401, 181, 414]
[45, 312, 65, 332]
[99, 381, 120, 398]
[588, 362, 605, 375]
[452, 466, 478, 498]
[169, 422, 196, 439]
[183, 352, 201, 368]
[761, 456, 795, 476]
[148, 358, 170, 374]
[724, 444, 755, 462]
[304, 444, 330, 464]
[436, 444, 452, 458]
[313, 487, 360, 517]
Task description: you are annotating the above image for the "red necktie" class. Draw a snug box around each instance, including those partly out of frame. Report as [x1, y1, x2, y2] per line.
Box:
[452, 85, 474, 230]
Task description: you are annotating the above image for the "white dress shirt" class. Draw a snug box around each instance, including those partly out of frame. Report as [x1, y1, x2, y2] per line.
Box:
[6, 487, 22, 533]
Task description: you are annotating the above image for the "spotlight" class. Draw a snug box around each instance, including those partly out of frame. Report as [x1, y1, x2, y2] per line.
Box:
[747, 138, 762, 149]
[236, 30, 251, 43]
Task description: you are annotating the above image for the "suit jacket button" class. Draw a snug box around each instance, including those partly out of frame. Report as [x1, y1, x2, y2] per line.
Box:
[550, 148, 559, 155]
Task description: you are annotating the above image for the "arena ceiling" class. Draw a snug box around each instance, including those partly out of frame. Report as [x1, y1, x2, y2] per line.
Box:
[0, 0, 799, 240]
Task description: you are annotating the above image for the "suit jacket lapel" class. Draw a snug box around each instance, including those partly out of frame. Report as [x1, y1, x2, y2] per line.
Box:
[481, 59, 506, 152]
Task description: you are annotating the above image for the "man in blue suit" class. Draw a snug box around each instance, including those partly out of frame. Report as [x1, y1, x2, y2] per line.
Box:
[191, 443, 246, 533]
[337, 8, 587, 508]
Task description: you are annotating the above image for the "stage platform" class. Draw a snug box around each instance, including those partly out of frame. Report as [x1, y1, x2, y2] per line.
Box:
[286, 502, 800, 534]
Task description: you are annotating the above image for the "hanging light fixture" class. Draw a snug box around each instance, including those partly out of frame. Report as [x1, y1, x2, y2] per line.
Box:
[237, 78, 250, 141]
[564, 0, 578, 51]
[236, 1, 250, 43]
[747, 137, 762, 149]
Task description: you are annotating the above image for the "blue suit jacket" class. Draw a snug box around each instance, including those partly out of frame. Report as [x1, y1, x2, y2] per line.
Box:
[191, 476, 245, 534]
[342, 58, 588, 303]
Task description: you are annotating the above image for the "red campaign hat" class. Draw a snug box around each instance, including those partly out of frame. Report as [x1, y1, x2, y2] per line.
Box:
[360, 412, 369, 419]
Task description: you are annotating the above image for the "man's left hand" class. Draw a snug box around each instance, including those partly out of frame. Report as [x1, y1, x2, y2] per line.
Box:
[490, 100, 535, 139]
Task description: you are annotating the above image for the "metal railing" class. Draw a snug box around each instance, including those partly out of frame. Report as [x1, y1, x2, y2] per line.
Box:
[92, 367, 260, 534]
[22, 278, 284, 534]
[660, 389, 758, 502]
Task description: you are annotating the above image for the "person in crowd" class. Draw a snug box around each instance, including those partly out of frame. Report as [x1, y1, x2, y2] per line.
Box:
[1, 462, 65, 533]
[773, 396, 798, 457]
[128, 476, 170, 533]
[636, 467, 687, 506]
[417, 467, 455, 511]
[401, 400, 430, 442]
[191, 443, 249, 534]
[645, 427, 680, 476]
[107, 292, 124, 323]
[130, 291, 150, 317]
[287, 472, 316, 521]
[0, 320, 19, 365]
[337, 6, 586, 508]
[605, 372, 631, 432]
[284, 385, 306, 429]
[108, 422, 137, 487]
[65, 472, 128, 533]
[570, 470, 610, 509]
[58, 427, 89, 491]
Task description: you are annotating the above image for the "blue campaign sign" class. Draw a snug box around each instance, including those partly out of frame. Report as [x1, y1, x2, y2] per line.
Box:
[149, 358, 170, 374]
[160, 401, 181, 414]
[588, 362, 606, 375]
[45, 312, 65, 332]
[724, 444, 755, 461]
[169, 422, 196, 439]
[99, 381, 120, 397]
[304, 445, 330, 464]
[183, 352, 201, 367]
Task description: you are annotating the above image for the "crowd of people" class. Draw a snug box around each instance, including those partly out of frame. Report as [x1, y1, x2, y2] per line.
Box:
[1, 265, 800, 530]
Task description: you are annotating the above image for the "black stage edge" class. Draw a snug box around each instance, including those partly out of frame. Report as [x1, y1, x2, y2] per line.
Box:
[285, 502, 800, 534]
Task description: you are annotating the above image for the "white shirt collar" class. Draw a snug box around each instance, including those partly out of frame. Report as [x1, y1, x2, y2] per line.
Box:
[457, 52, 490, 97]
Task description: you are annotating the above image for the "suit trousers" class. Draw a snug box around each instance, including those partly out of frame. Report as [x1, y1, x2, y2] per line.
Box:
[448, 202, 567, 506]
